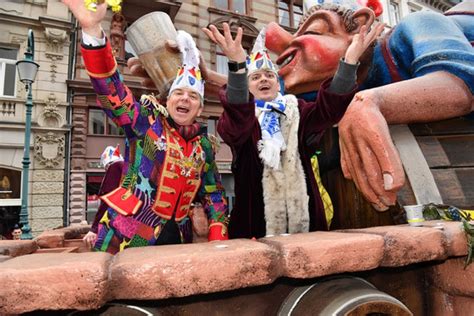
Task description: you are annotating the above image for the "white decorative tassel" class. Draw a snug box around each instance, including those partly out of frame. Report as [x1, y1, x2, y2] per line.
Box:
[176, 30, 200, 68]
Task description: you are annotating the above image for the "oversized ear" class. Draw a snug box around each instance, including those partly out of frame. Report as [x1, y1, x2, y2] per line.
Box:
[351, 7, 375, 33]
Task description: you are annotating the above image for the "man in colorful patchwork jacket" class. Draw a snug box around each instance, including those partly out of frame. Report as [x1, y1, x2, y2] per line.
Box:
[63, 0, 228, 254]
[202, 22, 382, 238]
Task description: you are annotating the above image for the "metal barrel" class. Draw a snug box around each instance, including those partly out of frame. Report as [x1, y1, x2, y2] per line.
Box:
[278, 276, 413, 316]
[64, 277, 412, 316]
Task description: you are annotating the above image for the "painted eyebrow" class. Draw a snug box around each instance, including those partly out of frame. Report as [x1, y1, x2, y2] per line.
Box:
[297, 12, 334, 34]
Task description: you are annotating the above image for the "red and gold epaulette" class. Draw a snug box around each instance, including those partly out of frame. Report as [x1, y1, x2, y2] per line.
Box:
[81, 39, 117, 79]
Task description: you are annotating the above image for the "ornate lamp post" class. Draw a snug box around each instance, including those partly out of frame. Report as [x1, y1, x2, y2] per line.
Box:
[16, 29, 39, 239]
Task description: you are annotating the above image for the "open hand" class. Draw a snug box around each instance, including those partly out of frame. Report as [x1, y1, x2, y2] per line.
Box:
[62, 0, 106, 37]
[202, 23, 246, 63]
[83, 231, 97, 248]
[344, 23, 385, 65]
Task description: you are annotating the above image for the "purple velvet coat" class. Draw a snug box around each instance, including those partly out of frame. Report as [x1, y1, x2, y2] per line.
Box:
[91, 160, 124, 234]
[218, 79, 356, 238]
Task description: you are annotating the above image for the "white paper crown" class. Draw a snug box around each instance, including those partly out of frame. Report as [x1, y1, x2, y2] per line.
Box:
[168, 30, 204, 98]
[247, 27, 278, 76]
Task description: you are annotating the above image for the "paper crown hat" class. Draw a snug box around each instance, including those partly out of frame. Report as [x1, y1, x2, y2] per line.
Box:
[168, 30, 204, 98]
[100, 145, 123, 168]
[247, 27, 278, 76]
[303, 0, 383, 17]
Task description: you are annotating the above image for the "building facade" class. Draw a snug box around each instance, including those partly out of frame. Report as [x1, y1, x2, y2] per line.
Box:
[0, 0, 72, 237]
[379, 0, 460, 27]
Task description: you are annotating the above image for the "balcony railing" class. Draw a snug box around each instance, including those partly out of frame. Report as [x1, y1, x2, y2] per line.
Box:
[1, 99, 16, 117]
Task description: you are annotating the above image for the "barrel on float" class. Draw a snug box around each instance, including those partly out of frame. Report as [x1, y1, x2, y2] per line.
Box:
[278, 276, 413, 316]
[65, 277, 412, 315]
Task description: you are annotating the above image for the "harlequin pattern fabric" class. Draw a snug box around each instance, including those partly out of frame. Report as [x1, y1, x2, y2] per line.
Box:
[82, 40, 228, 254]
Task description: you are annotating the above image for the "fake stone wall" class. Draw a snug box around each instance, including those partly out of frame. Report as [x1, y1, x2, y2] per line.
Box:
[0, 221, 472, 314]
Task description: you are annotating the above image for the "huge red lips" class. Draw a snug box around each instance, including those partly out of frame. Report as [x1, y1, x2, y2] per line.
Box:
[276, 48, 298, 77]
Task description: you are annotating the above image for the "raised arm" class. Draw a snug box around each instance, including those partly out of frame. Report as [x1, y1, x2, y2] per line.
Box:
[202, 23, 247, 99]
[203, 23, 257, 147]
[300, 23, 384, 136]
[62, 0, 105, 38]
[62, 0, 150, 138]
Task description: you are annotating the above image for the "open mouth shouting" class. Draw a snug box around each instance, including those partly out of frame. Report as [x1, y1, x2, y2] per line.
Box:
[258, 84, 271, 92]
[176, 105, 190, 114]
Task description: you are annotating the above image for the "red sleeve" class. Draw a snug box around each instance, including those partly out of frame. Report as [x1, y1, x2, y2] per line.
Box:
[81, 40, 117, 79]
[208, 222, 229, 241]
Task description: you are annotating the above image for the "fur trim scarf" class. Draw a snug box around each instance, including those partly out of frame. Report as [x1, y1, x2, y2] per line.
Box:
[261, 94, 310, 235]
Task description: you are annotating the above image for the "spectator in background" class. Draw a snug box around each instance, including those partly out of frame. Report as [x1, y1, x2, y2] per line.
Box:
[83, 145, 124, 248]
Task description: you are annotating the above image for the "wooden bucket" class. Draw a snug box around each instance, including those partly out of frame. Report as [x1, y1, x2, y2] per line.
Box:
[278, 277, 413, 316]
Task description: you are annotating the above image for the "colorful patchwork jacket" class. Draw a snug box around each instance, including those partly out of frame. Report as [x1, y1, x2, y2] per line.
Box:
[81, 40, 228, 247]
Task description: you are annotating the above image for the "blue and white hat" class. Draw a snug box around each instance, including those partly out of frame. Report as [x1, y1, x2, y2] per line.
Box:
[168, 30, 204, 98]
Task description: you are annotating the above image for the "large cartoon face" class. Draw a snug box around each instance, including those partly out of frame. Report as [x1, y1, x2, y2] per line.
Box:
[266, 10, 353, 94]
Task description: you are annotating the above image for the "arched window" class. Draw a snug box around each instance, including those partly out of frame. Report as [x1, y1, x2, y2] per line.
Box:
[214, 0, 249, 15]
[207, 16, 260, 76]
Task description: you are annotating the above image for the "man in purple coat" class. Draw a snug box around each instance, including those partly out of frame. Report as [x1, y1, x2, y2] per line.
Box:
[83, 145, 124, 248]
[203, 22, 382, 238]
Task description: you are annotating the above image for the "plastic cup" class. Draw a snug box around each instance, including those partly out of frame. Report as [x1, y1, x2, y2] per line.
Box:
[403, 204, 425, 226]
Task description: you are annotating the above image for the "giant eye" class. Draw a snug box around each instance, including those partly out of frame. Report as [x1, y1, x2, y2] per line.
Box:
[300, 18, 330, 36]
[303, 31, 322, 36]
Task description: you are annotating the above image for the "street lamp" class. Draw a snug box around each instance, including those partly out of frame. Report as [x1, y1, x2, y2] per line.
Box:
[16, 29, 39, 240]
